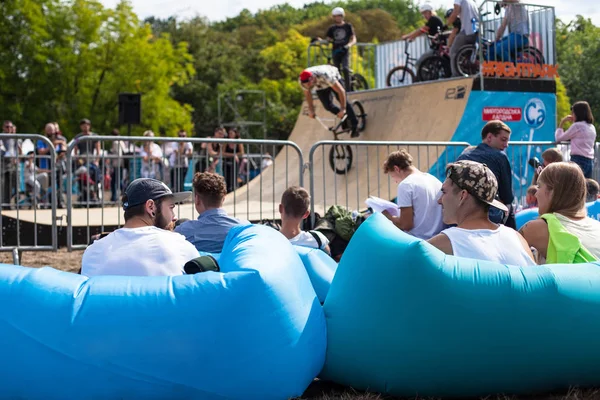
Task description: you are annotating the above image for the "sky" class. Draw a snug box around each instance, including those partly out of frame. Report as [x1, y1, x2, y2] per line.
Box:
[99, 0, 599, 25]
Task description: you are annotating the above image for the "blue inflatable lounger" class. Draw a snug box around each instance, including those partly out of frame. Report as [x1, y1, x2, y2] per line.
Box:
[516, 199, 600, 230]
[294, 245, 338, 303]
[0, 224, 326, 400]
[199, 245, 337, 304]
[322, 212, 600, 398]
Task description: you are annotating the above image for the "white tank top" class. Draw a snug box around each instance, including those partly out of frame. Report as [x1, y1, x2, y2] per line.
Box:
[442, 225, 536, 266]
[554, 213, 600, 259]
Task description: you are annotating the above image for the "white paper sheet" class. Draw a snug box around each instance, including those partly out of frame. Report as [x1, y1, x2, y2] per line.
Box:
[365, 196, 400, 217]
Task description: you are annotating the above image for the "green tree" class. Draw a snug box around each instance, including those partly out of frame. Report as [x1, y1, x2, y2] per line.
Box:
[555, 77, 571, 127]
[0, 0, 194, 137]
[556, 16, 600, 136]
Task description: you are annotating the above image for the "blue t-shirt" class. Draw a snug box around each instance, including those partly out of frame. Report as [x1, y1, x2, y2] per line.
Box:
[175, 208, 251, 253]
[36, 140, 50, 169]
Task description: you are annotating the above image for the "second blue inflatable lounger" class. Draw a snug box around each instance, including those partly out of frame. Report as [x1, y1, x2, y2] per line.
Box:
[322, 212, 600, 397]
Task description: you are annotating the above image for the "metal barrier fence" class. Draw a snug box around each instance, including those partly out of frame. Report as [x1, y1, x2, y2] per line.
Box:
[0, 134, 58, 253]
[3, 135, 599, 253]
[308, 140, 471, 225]
[65, 136, 303, 250]
[307, 42, 377, 91]
[505, 141, 564, 208]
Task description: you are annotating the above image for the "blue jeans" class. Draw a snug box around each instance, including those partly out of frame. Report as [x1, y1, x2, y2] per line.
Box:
[571, 155, 594, 178]
[486, 33, 529, 62]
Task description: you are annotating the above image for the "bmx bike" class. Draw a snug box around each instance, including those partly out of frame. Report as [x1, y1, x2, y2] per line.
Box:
[454, 29, 545, 77]
[385, 40, 417, 87]
[310, 39, 369, 92]
[416, 31, 452, 82]
[315, 100, 367, 175]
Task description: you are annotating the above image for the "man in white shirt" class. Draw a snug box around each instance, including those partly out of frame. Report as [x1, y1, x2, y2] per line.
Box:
[446, 0, 479, 76]
[427, 160, 535, 266]
[381, 149, 444, 240]
[81, 178, 199, 277]
[279, 186, 331, 254]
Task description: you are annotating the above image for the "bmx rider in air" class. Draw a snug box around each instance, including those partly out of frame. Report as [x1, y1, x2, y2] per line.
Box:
[299, 65, 360, 138]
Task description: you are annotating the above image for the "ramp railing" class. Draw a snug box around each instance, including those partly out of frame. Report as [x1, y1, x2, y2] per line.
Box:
[307, 140, 471, 225]
[0, 134, 58, 256]
[66, 136, 303, 250]
[477, 0, 556, 88]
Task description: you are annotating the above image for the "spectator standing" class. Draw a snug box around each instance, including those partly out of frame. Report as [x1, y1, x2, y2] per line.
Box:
[140, 130, 163, 180]
[73, 118, 102, 184]
[382, 149, 444, 240]
[446, 0, 479, 76]
[223, 128, 245, 192]
[457, 120, 516, 228]
[555, 101, 596, 178]
[170, 130, 193, 192]
[1, 120, 22, 206]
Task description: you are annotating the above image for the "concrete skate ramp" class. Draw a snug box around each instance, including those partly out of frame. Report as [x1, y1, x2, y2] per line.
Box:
[222, 77, 474, 220]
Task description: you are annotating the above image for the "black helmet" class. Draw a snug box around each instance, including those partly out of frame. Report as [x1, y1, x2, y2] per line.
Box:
[445, 9, 454, 19]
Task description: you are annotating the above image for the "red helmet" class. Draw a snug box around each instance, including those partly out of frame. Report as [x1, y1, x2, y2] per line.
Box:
[299, 70, 313, 83]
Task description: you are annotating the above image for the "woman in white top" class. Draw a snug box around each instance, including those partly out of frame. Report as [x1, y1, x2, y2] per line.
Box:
[520, 162, 600, 263]
[555, 101, 596, 178]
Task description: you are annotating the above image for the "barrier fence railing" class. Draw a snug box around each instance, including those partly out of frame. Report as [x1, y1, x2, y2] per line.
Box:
[0, 134, 58, 254]
[66, 136, 304, 250]
[308, 140, 472, 225]
[505, 141, 566, 209]
[2, 135, 598, 253]
[477, 0, 556, 89]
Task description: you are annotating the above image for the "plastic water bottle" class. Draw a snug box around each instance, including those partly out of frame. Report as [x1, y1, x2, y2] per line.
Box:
[351, 210, 359, 222]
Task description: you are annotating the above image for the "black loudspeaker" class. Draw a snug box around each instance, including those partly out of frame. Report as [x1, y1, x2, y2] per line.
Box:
[118, 93, 141, 125]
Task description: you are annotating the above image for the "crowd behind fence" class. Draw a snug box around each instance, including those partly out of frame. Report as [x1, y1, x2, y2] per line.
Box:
[1, 133, 598, 253]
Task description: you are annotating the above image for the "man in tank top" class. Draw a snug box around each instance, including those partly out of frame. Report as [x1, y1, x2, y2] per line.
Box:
[428, 160, 536, 266]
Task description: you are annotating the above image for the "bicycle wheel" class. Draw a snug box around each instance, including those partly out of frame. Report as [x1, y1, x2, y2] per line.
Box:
[417, 56, 451, 81]
[351, 100, 366, 132]
[329, 144, 353, 175]
[351, 73, 369, 92]
[386, 66, 416, 87]
[517, 47, 545, 65]
[454, 45, 479, 77]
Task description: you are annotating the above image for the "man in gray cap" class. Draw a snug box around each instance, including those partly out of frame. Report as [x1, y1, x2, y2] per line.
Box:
[81, 178, 199, 277]
[427, 160, 535, 266]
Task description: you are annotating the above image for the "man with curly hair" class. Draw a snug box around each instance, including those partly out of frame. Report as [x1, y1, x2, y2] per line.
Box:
[175, 172, 249, 253]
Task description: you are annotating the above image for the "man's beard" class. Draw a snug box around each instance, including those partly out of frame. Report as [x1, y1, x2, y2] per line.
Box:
[153, 208, 171, 230]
